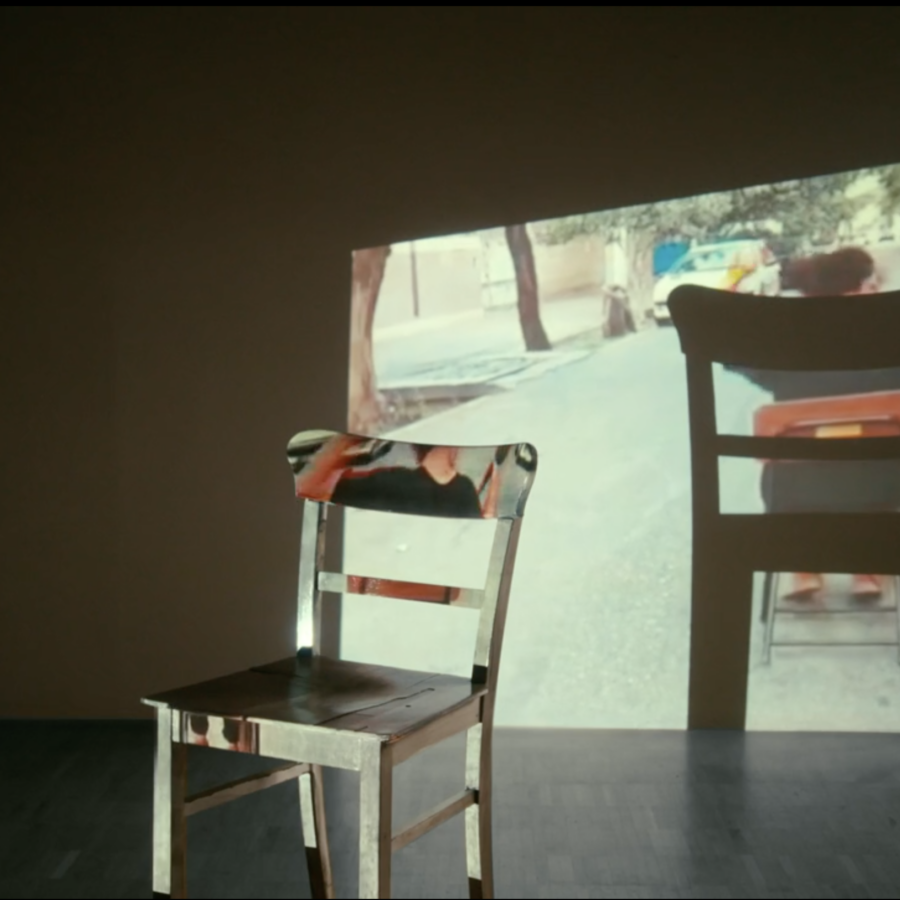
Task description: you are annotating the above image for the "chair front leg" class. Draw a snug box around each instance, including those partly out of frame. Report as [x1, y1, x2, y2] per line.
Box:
[465, 722, 493, 899]
[153, 708, 187, 899]
[358, 741, 393, 899]
[299, 763, 334, 899]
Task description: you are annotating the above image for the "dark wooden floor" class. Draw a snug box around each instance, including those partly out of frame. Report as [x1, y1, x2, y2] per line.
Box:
[2, 722, 900, 899]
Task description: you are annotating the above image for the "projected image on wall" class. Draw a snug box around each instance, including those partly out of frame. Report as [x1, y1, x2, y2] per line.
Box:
[342, 164, 900, 731]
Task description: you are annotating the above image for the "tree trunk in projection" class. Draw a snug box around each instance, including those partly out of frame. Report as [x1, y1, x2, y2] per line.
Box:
[602, 228, 647, 335]
[505, 224, 552, 351]
[626, 228, 655, 324]
[601, 285, 636, 338]
[348, 246, 391, 434]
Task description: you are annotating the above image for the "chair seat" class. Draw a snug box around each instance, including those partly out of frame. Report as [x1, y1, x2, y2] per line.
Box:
[143, 655, 485, 740]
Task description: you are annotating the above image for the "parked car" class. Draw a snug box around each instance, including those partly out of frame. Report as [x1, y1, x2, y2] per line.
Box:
[653, 240, 691, 277]
[652, 240, 780, 324]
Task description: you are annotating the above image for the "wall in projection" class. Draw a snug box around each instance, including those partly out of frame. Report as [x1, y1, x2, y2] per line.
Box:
[341, 164, 900, 731]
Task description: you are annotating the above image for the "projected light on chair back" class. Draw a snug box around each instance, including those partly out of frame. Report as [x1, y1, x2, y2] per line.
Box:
[287, 428, 539, 665]
[287, 429, 537, 520]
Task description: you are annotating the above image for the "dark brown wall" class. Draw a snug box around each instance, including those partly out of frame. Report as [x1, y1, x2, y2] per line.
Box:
[2, 7, 898, 718]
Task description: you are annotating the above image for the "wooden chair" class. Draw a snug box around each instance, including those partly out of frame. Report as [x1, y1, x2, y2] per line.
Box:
[143, 430, 538, 899]
[669, 284, 900, 729]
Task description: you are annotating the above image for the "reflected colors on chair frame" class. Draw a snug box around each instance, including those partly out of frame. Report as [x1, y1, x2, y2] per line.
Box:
[143, 429, 538, 899]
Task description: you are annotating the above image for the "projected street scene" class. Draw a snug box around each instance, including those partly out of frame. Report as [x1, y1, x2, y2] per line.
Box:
[342, 164, 900, 731]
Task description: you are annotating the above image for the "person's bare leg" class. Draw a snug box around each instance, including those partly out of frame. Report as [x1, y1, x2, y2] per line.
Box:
[783, 572, 823, 601]
[852, 574, 883, 599]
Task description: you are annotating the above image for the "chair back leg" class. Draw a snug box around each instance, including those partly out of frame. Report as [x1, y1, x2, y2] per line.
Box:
[299, 763, 335, 898]
[152, 708, 188, 899]
[465, 722, 494, 899]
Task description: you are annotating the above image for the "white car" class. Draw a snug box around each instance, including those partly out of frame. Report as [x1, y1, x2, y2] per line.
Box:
[652, 240, 780, 324]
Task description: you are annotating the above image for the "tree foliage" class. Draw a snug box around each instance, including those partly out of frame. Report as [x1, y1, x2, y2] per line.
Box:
[879, 165, 900, 216]
[535, 169, 873, 254]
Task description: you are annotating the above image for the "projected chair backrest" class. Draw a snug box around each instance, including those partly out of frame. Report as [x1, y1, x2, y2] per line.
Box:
[669, 284, 900, 540]
[286, 429, 538, 684]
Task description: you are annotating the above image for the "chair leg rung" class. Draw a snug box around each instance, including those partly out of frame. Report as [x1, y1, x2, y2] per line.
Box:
[184, 762, 310, 817]
[391, 789, 477, 853]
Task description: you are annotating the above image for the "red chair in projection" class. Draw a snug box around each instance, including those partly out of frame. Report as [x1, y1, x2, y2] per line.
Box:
[753, 391, 900, 664]
[143, 430, 538, 899]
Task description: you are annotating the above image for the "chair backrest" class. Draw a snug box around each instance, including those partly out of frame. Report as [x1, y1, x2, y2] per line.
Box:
[285, 430, 538, 687]
[669, 283, 900, 575]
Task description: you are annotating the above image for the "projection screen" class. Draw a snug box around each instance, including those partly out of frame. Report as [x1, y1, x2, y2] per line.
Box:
[341, 163, 900, 731]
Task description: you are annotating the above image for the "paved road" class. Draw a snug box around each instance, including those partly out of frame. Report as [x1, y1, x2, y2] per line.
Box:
[343, 286, 900, 732]
[375, 294, 606, 387]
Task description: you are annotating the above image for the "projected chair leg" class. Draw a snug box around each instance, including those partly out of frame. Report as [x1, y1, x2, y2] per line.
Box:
[152, 708, 187, 899]
[894, 576, 900, 666]
[761, 572, 779, 665]
[358, 743, 392, 899]
[760, 571, 774, 624]
[465, 723, 494, 899]
[299, 764, 334, 899]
